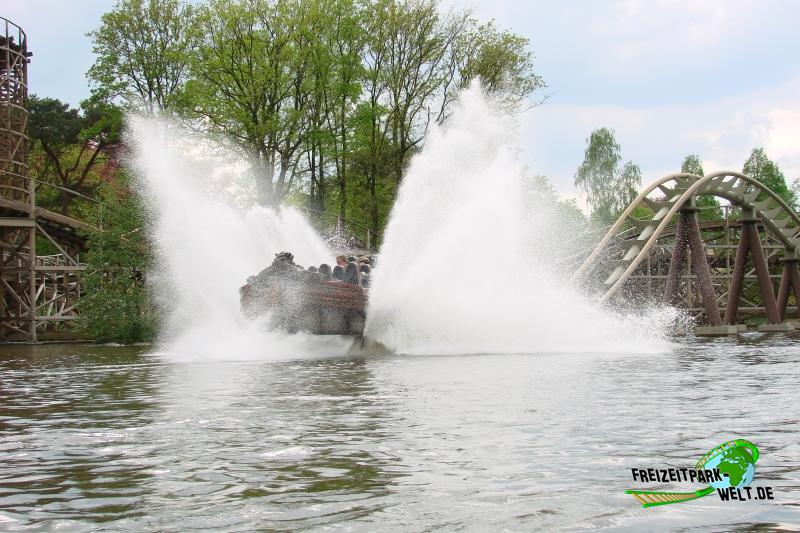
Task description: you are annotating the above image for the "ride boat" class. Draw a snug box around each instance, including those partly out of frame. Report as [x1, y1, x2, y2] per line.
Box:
[240, 252, 367, 335]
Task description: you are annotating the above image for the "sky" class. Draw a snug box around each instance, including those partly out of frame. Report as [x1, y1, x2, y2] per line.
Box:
[4, 0, 800, 200]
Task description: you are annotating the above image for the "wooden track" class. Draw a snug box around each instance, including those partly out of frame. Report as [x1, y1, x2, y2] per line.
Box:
[0, 194, 94, 232]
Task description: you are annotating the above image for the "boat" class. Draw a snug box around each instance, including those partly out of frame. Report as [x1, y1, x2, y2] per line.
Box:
[240, 252, 367, 335]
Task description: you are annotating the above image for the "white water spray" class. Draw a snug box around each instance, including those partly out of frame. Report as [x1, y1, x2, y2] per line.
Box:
[128, 89, 674, 359]
[127, 116, 353, 360]
[364, 86, 676, 354]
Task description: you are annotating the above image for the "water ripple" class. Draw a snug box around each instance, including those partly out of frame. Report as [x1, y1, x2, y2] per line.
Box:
[0, 340, 798, 531]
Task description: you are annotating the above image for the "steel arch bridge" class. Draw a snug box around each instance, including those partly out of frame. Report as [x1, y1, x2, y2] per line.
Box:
[573, 170, 800, 334]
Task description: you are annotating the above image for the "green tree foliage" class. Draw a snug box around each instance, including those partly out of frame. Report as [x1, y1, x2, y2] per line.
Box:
[451, 19, 544, 107]
[574, 127, 641, 225]
[149, 0, 541, 231]
[680, 154, 722, 221]
[790, 178, 800, 211]
[681, 154, 703, 176]
[743, 147, 794, 207]
[80, 177, 156, 343]
[527, 174, 587, 225]
[181, 0, 321, 206]
[27, 95, 122, 215]
[88, 0, 194, 111]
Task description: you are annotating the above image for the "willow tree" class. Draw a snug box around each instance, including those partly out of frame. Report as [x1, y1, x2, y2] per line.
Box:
[574, 127, 640, 225]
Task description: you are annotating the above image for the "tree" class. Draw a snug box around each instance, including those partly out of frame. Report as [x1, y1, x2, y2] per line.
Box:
[80, 176, 156, 343]
[681, 154, 703, 176]
[181, 0, 319, 207]
[314, 0, 365, 218]
[790, 178, 800, 212]
[574, 127, 640, 224]
[618, 161, 641, 203]
[88, 0, 194, 111]
[743, 147, 794, 207]
[91, 0, 544, 231]
[449, 19, 544, 109]
[680, 154, 721, 220]
[27, 96, 122, 215]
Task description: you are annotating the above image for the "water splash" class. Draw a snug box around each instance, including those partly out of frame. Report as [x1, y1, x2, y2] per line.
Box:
[126, 116, 353, 360]
[127, 90, 675, 359]
[364, 86, 676, 354]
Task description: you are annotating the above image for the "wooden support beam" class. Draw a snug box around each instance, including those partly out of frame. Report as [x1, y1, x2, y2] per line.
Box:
[27, 224, 36, 342]
[0, 218, 34, 227]
[34, 265, 85, 273]
[724, 218, 782, 325]
[664, 213, 689, 305]
[746, 220, 781, 324]
[35, 223, 80, 266]
[685, 210, 722, 325]
[777, 258, 800, 322]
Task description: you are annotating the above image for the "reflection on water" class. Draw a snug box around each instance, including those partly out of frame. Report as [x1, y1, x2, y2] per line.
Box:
[0, 337, 799, 531]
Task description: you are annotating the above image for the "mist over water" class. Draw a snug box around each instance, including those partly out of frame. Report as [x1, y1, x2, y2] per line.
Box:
[364, 86, 675, 354]
[127, 116, 353, 360]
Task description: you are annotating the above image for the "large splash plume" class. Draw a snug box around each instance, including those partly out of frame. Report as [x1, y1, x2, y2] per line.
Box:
[127, 88, 674, 359]
[364, 86, 676, 354]
[126, 116, 353, 359]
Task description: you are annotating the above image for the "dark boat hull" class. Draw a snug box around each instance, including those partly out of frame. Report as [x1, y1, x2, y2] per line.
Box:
[240, 279, 367, 335]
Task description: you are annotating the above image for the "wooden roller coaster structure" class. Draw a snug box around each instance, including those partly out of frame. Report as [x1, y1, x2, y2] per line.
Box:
[1, 17, 97, 341]
[573, 171, 800, 333]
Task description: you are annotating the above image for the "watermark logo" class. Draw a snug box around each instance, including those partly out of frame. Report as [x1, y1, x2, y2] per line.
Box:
[626, 439, 773, 507]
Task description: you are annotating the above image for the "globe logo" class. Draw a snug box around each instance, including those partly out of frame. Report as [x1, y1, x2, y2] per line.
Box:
[695, 439, 759, 490]
[626, 439, 761, 507]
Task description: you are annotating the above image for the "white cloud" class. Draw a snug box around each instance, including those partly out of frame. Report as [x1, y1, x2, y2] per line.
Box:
[521, 71, 800, 195]
[763, 109, 800, 175]
[593, 0, 753, 65]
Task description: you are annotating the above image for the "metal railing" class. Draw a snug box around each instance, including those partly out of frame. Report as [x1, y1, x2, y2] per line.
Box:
[302, 207, 381, 252]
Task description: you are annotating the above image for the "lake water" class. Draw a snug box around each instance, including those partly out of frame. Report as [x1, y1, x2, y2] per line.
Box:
[1, 336, 798, 531]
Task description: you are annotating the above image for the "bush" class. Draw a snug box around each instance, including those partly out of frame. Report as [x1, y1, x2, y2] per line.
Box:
[79, 177, 157, 343]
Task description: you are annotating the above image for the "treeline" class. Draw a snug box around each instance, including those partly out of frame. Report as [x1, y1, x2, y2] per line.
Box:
[84, 0, 543, 238]
[573, 127, 799, 226]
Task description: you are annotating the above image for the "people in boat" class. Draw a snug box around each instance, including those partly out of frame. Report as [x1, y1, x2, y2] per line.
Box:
[251, 251, 305, 287]
[246, 252, 373, 290]
[344, 262, 361, 285]
[318, 264, 332, 279]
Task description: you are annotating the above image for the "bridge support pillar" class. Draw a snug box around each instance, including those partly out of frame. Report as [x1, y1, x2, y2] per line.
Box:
[777, 256, 800, 322]
[665, 207, 722, 326]
[664, 211, 689, 306]
[724, 214, 782, 327]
